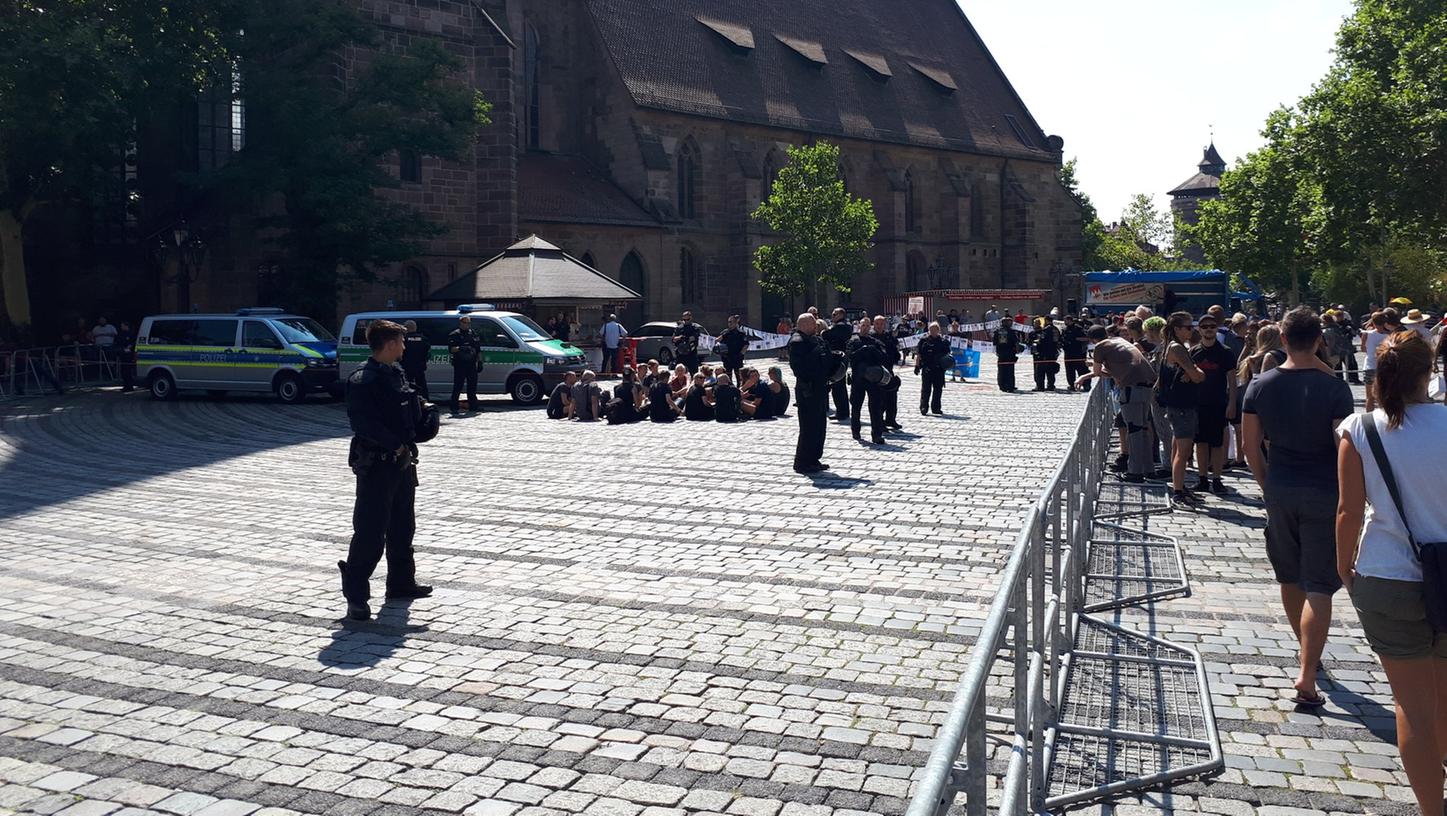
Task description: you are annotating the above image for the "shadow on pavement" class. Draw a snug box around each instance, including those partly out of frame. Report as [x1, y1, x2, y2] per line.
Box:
[317, 598, 428, 669]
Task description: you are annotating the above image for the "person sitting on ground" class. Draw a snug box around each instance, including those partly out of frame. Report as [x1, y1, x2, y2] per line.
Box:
[639, 359, 662, 389]
[713, 373, 746, 423]
[647, 373, 682, 422]
[700, 363, 717, 388]
[683, 373, 714, 421]
[668, 363, 689, 397]
[567, 370, 603, 422]
[1334, 329, 1447, 816]
[767, 366, 791, 418]
[606, 366, 646, 424]
[741, 367, 775, 419]
[546, 371, 576, 419]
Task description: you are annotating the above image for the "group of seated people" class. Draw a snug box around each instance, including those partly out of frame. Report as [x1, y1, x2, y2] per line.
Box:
[547, 360, 792, 424]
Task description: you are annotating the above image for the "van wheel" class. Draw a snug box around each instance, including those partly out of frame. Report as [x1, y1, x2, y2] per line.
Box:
[274, 373, 306, 404]
[657, 347, 673, 365]
[149, 371, 178, 401]
[508, 373, 544, 405]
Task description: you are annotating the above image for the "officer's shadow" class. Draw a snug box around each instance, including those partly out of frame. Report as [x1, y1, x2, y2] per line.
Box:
[317, 598, 430, 669]
[806, 471, 873, 489]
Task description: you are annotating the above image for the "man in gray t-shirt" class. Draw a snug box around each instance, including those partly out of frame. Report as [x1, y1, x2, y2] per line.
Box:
[569, 371, 603, 422]
[1076, 329, 1158, 481]
[1241, 307, 1354, 708]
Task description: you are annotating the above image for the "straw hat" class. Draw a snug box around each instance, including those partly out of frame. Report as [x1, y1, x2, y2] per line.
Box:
[1401, 309, 1426, 325]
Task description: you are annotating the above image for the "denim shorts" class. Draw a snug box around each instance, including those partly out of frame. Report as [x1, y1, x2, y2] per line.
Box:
[1164, 406, 1198, 440]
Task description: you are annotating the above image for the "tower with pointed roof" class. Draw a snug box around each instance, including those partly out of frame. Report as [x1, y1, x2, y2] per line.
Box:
[1169, 142, 1226, 263]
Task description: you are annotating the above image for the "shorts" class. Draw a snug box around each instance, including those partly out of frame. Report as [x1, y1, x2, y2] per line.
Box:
[1164, 406, 1198, 440]
[1363, 370, 1376, 386]
[1194, 405, 1228, 447]
[1264, 485, 1342, 595]
[1351, 575, 1447, 659]
[1114, 411, 1125, 430]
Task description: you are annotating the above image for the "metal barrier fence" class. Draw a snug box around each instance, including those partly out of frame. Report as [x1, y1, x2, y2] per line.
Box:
[906, 384, 1113, 816]
[1, 344, 126, 398]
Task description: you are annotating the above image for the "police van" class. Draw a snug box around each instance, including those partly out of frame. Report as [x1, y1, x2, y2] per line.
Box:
[136, 308, 340, 403]
[338, 305, 585, 405]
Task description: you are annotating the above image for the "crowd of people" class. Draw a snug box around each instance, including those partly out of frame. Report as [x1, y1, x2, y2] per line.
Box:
[544, 361, 793, 425]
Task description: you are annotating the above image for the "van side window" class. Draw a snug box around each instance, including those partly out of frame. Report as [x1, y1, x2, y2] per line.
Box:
[148, 320, 196, 345]
[193, 320, 239, 348]
[419, 318, 457, 345]
[351, 320, 371, 345]
[473, 317, 516, 348]
[243, 321, 283, 350]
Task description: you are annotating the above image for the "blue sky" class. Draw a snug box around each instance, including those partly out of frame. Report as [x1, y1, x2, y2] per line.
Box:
[959, 0, 1354, 222]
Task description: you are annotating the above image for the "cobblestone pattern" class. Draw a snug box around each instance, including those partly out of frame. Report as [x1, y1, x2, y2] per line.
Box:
[0, 359, 1088, 816]
[1063, 379, 1416, 816]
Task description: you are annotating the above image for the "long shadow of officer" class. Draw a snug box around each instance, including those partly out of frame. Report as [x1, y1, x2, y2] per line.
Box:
[337, 319, 440, 622]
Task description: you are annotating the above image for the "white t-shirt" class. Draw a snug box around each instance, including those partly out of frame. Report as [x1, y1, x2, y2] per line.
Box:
[92, 323, 118, 348]
[1337, 404, 1447, 581]
[1362, 329, 1387, 370]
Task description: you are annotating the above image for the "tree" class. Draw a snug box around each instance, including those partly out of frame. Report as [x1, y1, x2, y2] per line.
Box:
[1121, 194, 1173, 253]
[751, 142, 878, 301]
[1057, 159, 1105, 270]
[0, 0, 236, 334]
[208, 0, 490, 317]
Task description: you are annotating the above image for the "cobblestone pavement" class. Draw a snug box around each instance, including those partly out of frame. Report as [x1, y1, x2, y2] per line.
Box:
[0, 358, 1091, 816]
[1078, 378, 1417, 816]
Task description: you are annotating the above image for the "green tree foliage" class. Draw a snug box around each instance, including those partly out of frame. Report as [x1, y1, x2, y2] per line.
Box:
[751, 142, 878, 298]
[210, 0, 490, 317]
[1194, 0, 1446, 308]
[1057, 159, 1105, 269]
[0, 0, 236, 333]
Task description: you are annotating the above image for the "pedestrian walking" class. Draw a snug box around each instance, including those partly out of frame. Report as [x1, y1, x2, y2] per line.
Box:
[1242, 307, 1355, 707]
[447, 316, 480, 413]
[788, 313, 831, 474]
[338, 320, 433, 622]
[1190, 313, 1237, 494]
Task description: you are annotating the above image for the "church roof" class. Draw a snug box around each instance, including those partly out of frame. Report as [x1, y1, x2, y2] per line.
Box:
[583, 0, 1060, 161]
[1169, 172, 1221, 196]
[430, 235, 643, 304]
[518, 153, 661, 228]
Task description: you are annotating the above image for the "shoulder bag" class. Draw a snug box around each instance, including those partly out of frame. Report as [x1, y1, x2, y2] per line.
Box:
[1362, 412, 1447, 630]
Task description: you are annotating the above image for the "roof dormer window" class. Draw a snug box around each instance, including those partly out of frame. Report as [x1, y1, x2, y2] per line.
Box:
[844, 49, 891, 80]
[776, 34, 827, 66]
[908, 61, 957, 93]
[696, 17, 754, 53]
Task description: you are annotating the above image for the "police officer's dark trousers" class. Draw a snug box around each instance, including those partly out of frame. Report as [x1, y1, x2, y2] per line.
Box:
[680, 353, 700, 374]
[920, 368, 945, 414]
[830, 378, 849, 420]
[794, 384, 828, 469]
[404, 366, 429, 399]
[343, 459, 417, 603]
[722, 356, 744, 385]
[881, 376, 900, 425]
[849, 378, 885, 442]
[998, 359, 1016, 392]
[1065, 359, 1089, 391]
[451, 364, 477, 410]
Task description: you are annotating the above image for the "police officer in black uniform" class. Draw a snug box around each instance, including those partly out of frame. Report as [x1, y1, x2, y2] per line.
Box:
[447, 316, 480, 413]
[715, 314, 750, 384]
[1031, 316, 1062, 391]
[915, 322, 951, 415]
[787, 313, 831, 474]
[400, 320, 431, 399]
[338, 319, 432, 622]
[1061, 314, 1090, 392]
[673, 310, 702, 374]
[992, 317, 1024, 393]
[822, 308, 853, 422]
[871, 315, 903, 431]
[847, 317, 887, 444]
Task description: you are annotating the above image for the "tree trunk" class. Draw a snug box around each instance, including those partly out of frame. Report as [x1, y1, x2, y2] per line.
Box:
[1362, 263, 1377, 309]
[0, 208, 31, 328]
[1289, 267, 1300, 306]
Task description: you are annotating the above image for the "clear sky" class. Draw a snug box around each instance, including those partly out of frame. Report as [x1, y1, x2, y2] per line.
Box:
[959, 0, 1354, 224]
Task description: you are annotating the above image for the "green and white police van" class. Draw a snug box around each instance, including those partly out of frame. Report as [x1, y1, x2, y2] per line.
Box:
[338, 305, 585, 405]
[136, 308, 340, 403]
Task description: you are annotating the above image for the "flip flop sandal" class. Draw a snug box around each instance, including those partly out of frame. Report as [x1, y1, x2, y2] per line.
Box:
[1291, 692, 1327, 708]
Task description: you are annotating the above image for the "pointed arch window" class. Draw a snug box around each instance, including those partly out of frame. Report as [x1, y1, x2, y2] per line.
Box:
[524, 23, 542, 150]
[677, 141, 698, 219]
[903, 170, 918, 234]
[680, 246, 700, 305]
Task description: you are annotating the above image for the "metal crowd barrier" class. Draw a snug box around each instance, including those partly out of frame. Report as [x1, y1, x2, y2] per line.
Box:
[906, 384, 1112, 816]
[1, 344, 125, 398]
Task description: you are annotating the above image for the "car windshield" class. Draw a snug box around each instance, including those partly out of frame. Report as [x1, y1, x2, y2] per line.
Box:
[272, 318, 336, 343]
[500, 315, 551, 342]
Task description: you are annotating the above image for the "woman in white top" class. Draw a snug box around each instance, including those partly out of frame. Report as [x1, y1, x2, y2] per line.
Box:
[1360, 311, 1390, 411]
[1336, 330, 1447, 816]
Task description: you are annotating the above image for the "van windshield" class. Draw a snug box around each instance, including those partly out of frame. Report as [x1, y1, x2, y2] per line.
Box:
[273, 318, 336, 343]
[501, 315, 552, 342]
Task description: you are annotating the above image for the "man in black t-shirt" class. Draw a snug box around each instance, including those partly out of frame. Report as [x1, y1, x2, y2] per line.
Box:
[992, 319, 1023, 393]
[821, 308, 854, 421]
[673, 311, 703, 373]
[872, 315, 903, 431]
[713, 374, 745, 423]
[401, 321, 431, 399]
[546, 372, 575, 419]
[1061, 315, 1090, 392]
[915, 323, 952, 415]
[1190, 314, 1238, 493]
[715, 314, 750, 384]
[447, 317, 480, 413]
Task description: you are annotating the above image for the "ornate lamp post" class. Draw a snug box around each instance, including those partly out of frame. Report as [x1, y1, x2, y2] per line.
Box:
[156, 220, 208, 313]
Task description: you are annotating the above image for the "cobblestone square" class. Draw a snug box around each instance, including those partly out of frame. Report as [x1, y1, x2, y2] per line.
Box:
[0, 360, 1090, 816]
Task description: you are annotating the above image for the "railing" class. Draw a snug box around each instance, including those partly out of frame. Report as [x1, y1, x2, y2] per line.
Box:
[1, 344, 128, 397]
[906, 384, 1112, 816]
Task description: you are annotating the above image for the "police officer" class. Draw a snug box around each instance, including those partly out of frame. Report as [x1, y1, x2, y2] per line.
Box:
[1062, 314, 1090, 392]
[673, 310, 702, 374]
[400, 320, 431, 399]
[915, 322, 951, 415]
[847, 317, 887, 444]
[447, 316, 480, 413]
[787, 313, 832, 474]
[992, 317, 1024, 393]
[871, 315, 903, 431]
[822, 307, 853, 422]
[338, 320, 431, 622]
[715, 314, 749, 384]
[1031, 316, 1062, 391]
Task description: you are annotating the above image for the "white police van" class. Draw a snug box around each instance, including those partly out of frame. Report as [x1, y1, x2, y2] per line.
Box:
[338, 305, 585, 405]
[136, 308, 339, 403]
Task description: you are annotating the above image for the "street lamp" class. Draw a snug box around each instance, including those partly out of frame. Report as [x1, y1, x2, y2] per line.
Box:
[926, 256, 954, 290]
[157, 219, 208, 313]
